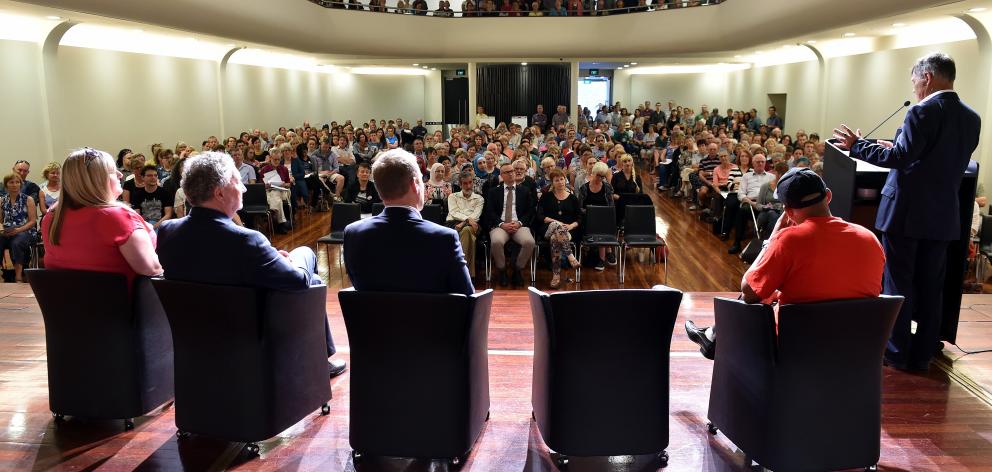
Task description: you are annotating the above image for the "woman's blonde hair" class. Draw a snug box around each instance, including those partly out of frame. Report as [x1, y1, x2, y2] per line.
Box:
[48, 148, 124, 245]
[42, 162, 61, 181]
[591, 161, 611, 179]
[619, 154, 634, 166]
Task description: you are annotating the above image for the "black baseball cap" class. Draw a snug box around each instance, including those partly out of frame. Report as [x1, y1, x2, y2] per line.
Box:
[775, 167, 828, 209]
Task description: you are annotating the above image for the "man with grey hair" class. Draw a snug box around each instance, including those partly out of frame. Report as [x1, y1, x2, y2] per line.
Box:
[343, 149, 474, 295]
[156, 152, 347, 377]
[833, 52, 981, 372]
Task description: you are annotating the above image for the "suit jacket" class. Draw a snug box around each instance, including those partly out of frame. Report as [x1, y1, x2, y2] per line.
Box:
[157, 207, 317, 290]
[343, 206, 474, 295]
[850, 91, 981, 240]
[485, 183, 537, 230]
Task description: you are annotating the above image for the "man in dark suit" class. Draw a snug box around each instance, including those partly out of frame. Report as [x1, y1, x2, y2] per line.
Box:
[833, 52, 982, 372]
[156, 152, 347, 377]
[343, 149, 474, 296]
[485, 162, 537, 287]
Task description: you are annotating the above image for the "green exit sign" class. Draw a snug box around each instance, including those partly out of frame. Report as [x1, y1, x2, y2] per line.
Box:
[590, 69, 599, 76]
[456, 69, 466, 76]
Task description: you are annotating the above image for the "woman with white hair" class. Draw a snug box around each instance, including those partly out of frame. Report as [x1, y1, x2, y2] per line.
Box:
[576, 161, 616, 271]
[42, 148, 162, 289]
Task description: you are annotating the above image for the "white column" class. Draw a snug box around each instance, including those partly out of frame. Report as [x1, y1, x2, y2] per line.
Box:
[569, 60, 579, 126]
[467, 62, 477, 128]
[958, 13, 992, 192]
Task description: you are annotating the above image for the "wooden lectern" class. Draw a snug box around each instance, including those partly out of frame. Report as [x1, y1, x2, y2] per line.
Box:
[822, 139, 978, 344]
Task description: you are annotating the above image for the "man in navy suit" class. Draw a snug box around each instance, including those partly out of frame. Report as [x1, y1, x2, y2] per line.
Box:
[485, 162, 537, 288]
[833, 52, 981, 371]
[157, 152, 347, 377]
[343, 149, 474, 296]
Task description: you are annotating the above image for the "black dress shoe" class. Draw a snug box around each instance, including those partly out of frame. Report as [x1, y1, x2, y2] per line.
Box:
[727, 244, 741, 254]
[328, 359, 348, 378]
[512, 269, 525, 287]
[498, 270, 509, 287]
[719, 233, 729, 241]
[685, 320, 716, 360]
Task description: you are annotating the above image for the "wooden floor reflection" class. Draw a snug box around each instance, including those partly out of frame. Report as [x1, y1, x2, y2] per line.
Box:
[3, 283, 992, 471]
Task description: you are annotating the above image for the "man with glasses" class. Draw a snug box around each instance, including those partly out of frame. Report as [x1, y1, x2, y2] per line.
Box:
[485, 162, 536, 288]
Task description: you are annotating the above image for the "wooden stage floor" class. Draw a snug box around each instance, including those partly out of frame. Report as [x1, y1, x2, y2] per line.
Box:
[4, 184, 992, 471]
[2, 285, 992, 471]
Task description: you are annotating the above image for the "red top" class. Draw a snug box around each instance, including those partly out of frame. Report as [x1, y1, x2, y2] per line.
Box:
[41, 205, 156, 291]
[745, 216, 884, 305]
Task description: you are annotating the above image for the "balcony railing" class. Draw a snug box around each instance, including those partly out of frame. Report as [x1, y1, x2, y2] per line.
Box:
[308, 0, 723, 17]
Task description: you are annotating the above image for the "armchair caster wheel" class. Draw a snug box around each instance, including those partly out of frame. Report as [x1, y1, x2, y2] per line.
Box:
[321, 403, 330, 415]
[706, 421, 718, 435]
[657, 450, 669, 467]
[176, 430, 191, 439]
[246, 443, 260, 455]
[351, 450, 362, 463]
[52, 413, 65, 423]
[554, 454, 569, 467]
[865, 466, 877, 471]
[449, 456, 462, 467]
[124, 419, 135, 431]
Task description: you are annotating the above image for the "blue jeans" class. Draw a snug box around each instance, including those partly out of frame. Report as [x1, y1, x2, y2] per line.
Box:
[0, 231, 32, 265]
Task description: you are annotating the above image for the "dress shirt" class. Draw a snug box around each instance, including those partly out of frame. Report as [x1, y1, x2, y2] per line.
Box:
[238, 162, 256, 183]
[447, 191, 485, 222]
[502, 185, 518, 222]
[918, 89, 955, 106]
[383, 204, 422, 219]
[740, 171, 773, 201]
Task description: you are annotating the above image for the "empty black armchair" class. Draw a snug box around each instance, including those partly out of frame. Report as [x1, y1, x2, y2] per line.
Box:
[706, 296, 903, 472]
[27, 269, 174, 430]
[528, 285, 682, 467]
[152, 280, 331, 453]
[338, 288, 494, 466]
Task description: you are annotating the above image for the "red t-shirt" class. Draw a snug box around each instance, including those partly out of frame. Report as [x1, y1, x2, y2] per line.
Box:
[745, 216, 884, 305]
[41, 205, 156, 291]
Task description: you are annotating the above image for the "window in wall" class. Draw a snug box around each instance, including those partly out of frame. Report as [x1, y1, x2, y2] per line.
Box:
[578, 77, 610, 115]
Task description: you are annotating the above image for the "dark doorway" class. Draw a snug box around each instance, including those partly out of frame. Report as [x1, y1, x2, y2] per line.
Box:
[443, 77, 469, 128]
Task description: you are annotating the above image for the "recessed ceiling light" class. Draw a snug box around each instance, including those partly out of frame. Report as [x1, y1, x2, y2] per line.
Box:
[806, 40, 817, 44]
[46, 15, 62, 20]
[843, 32, 856, 37]
[521, 62, 527, 65]
[734, 55, 742, 58]
[422, 66, 428, 69]
[892, 22, 906, 27]
[968, 7, 986, 12]
[631, 62, 638, 65]
[412, 63, 419, 66]
[430, 68, 437, 70]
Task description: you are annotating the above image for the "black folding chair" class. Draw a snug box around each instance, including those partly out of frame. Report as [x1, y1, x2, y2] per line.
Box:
[243, 183, 273, 236]
[372, 202, 385, 216]
[578, 205, 621, 284]
[316, 203, 362, 284]
[621, 205, 667, 285]
[421, 204, 444, 225]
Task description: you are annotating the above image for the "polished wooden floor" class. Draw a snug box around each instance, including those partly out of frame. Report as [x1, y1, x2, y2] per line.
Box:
[3, 182, 992, 471]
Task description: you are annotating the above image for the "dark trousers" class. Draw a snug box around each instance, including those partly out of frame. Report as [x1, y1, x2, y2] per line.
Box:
[291, 247, 337, 357]
[881, 233, 949, 368]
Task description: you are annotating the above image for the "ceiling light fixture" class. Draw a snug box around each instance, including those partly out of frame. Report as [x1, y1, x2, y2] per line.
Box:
[631, 62, 638, 65]
[968, 7, 986, 12]
[422, 65, 428, 69]
[734, 55, 742, 58]
[843, 32, 856, 37]
[806, 40, 817, 44]
[46, 15, 62, 20]
[521, 62, 527, 65]
[892, 22, 906, 27]
[430, 67, 436, 70]
[412, 63, 419, 66]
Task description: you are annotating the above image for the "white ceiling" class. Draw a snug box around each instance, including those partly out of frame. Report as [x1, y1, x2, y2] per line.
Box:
[9, 0, 990, 62]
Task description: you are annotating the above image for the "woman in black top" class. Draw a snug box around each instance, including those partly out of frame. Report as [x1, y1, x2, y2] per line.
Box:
[343, 162, 380, 213]
[577, 161, 616, 270]
[538, 168, 581, 288]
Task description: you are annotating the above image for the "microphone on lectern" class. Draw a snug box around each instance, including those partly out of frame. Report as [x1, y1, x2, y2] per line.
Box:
[864, 100, 911, 139]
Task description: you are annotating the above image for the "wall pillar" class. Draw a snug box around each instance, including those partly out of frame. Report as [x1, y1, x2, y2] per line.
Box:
[569, 60, 579, 126]
[957, 13, 992, 192]
[40, 21, 76, 162]
[467, 61, 478, 128]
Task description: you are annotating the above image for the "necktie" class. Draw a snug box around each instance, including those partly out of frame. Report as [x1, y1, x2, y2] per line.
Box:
[504, 186, 515, 223]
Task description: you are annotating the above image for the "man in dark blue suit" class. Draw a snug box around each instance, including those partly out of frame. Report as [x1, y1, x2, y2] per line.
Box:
[156, 152, 347, 377]
[343, 149, 474, 296]
[833, 52, 981, 371]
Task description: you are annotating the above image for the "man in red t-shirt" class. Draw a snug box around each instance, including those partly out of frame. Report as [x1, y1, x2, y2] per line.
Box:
[686, 168, 885, 359]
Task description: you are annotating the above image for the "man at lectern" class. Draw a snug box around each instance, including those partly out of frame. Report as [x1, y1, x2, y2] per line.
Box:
[832, 52, 981, 372]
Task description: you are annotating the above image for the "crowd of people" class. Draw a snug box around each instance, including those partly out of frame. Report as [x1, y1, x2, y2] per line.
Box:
[313, 0, 721, 16]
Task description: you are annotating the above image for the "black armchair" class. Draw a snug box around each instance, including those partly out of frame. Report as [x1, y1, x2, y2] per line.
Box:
[317, 202, 362, 283]
[152, 280, 332, 454]
[27, 269, 174, 430]
[706, 296, 903, 472]
[338, 288, 494, 466]
[528, 285, 682, 467]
